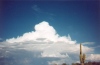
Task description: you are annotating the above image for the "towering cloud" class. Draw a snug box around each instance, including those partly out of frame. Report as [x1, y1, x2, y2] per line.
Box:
[0, 21, 98, 65]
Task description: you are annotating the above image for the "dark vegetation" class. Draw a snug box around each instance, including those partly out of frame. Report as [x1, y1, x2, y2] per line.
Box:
[54, 61, 100, 65]
[72, 61, 100, 65]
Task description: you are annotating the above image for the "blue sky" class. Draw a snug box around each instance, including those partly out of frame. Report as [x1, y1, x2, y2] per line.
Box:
[0, 1, 100, 65]
[1, 1, 99, 42]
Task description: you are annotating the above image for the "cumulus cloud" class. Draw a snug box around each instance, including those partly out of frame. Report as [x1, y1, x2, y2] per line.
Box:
[5, 21, 93, 55]
[0, 21, 99, 65]
[87, 54, 100, 61]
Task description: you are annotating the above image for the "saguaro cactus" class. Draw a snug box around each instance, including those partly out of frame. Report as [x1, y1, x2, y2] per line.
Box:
[80, 44, 86, 65]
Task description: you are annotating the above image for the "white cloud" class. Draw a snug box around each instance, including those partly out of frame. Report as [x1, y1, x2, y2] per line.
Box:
[82, 42, 94, 45]
[0, 21, 98, 65]
[87, 54, 100, 61]
[6, 21, 59, 43]
[48, 59, 67, 65]
[5, 21, 93, 57]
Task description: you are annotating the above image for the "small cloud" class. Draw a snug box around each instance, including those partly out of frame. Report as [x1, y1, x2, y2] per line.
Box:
[87, 54, 100, 61]
[82, 42, 94, 45]
[32, 5, 41, 12]
[32, 5, 55, 19]
[92, 45, 100, 49]
[0, 38, 2, 40]
[96, 45, 100, 48]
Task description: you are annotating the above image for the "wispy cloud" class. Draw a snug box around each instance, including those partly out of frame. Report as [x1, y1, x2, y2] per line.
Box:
[0, 21, 99, 65]
[32, 5, 55, 21]
[32, 4, 54, 15]
[32, 5, 41, 13]
[0, 38, 2, 40]
[82, 42, 94, 45]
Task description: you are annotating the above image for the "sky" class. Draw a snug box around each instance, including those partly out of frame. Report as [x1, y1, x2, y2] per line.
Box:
[0, 0, 100, 65]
